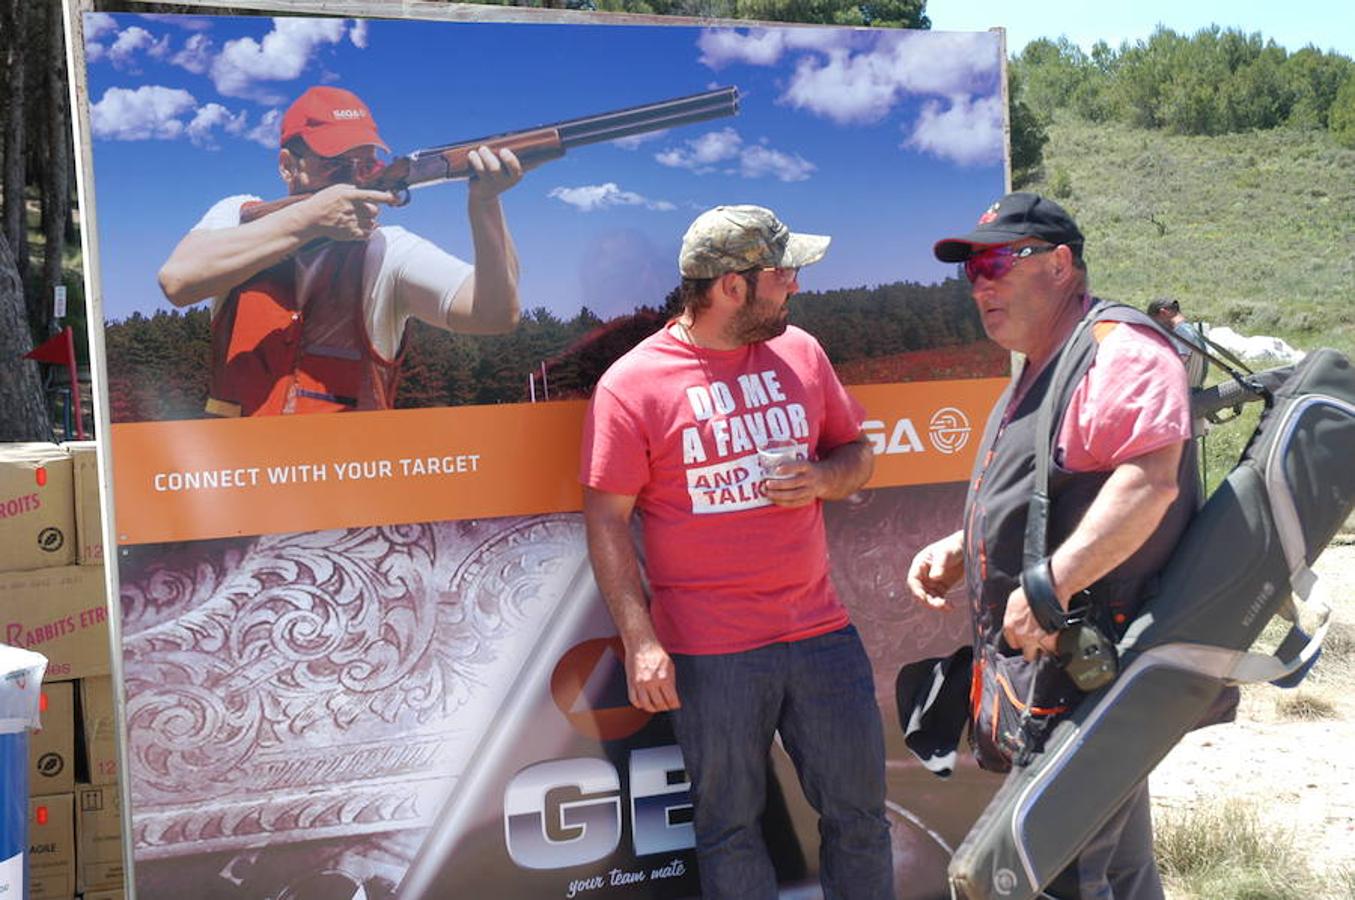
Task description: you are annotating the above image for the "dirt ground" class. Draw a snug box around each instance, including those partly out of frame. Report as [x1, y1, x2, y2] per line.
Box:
[1150, 537, 1355, 895]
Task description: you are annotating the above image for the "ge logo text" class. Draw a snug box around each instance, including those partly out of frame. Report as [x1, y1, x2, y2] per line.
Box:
[504, 746, 694, 870]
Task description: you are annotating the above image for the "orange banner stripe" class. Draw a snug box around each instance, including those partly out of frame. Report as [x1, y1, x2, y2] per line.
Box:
[111, 378, 1006, 545]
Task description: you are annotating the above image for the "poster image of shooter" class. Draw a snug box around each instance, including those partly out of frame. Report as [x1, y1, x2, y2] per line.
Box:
[72, 3, 1012, 897]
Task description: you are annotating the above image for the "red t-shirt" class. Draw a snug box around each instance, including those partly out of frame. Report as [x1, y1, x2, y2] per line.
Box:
[1057, 322, 1192, 471]
[580, 324, 866, 654]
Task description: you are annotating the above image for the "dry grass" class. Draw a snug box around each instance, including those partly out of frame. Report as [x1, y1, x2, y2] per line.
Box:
[1274, 691, 1339, 720]
[1155, 799, 1323, 899]
[1320, 620, 1355, 668]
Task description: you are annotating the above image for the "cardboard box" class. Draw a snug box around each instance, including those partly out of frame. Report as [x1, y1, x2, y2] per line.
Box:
[76, 784, 124, 892]
[28, 681, 75, 794]
[61, 442, 103, 566]
[0, 567, 112, 682]
[0, 443, 76, 573]
[28, 793, 75, 900]
[79, 677, 119, 785]
[82, 890, 125, 900]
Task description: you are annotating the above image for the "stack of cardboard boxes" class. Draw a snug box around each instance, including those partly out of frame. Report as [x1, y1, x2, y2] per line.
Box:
[2, 442, 126, 900]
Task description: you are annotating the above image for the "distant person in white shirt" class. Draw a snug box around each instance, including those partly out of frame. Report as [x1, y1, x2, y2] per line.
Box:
[158, 85, 526, 417]
[1147, 297, 1207, 389]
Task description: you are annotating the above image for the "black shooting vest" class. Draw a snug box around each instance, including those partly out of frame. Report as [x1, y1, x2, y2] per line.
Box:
[962, 300, 1198, 772]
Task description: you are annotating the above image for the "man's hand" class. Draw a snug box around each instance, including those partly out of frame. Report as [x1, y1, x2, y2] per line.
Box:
[906, 532, 964, 608]
[466, 146, 526, 203]
[297, 184, 399, 243]
[762, 459, 823, 508]
[1002, 586, 1059, 662]
[762, 435, 873, 508]
[625, 640, 680, 713]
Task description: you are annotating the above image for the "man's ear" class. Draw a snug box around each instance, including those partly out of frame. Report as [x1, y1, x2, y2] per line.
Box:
[1052, 244, 1078, 284]
[279, 149, 301, 191]
[715, 270, 745, 302]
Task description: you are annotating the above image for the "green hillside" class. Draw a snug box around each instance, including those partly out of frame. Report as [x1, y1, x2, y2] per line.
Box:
[1021, 112, 1355, 362]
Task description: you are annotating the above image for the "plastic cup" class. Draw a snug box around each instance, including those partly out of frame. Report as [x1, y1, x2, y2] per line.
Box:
[758, 439, 804, 481]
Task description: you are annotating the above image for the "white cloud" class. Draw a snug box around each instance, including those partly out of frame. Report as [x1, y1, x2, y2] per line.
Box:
[84, 13, 118, 41]
[611, 130, 669, 150]
[782, 48, 901, 124]
[904, 94, 1004, 166]
[780, 32, 997, 125]
[739, 144, 815, 182]
[883, 31, 999, 96]
[107, 26, 171, 69]
[548, 183, 675, 212]
[186, 103, 249, 148]
[698, 29, 787, 68]
[90, 85, 196, 141]
[350, 20, 369, 49]
[172, 34, 213, 75]
[86, 43, 106, 64]
[697, 27, 849, 69]
[655, 128, 813, 182]
[655, 127, 743, 172]
[210, 17, 352, 98]
[246, 109, 283, 149]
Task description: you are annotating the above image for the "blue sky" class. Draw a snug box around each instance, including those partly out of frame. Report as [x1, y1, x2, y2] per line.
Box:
[929, 0, 1354, 59]
[83, 14, 1007, 323]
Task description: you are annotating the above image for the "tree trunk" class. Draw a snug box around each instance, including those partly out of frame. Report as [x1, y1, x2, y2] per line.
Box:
[0, 230, 53, 441]
[42, 0, 68, 325]
[2, 0, 28, 287]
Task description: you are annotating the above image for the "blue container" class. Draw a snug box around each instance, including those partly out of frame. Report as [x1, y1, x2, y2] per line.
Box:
[0, 731, 27, 892]
[0, 645, 47, 898]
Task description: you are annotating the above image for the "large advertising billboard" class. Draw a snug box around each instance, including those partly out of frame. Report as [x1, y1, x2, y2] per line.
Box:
[73, 3, 1010, 897]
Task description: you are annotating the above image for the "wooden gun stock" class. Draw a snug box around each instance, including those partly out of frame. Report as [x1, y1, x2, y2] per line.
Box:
[240, 86, 738, 226]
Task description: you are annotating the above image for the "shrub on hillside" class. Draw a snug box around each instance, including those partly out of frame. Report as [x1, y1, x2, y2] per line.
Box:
[1332, 76, 1355, 148]
[1015, 25, 1355, 140]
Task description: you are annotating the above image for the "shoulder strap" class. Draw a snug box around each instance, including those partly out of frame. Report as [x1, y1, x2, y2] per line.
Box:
[1022, 300, 1154, 567]
[1164, 320, 1256, 377]
[1019, 300, 1159, 631]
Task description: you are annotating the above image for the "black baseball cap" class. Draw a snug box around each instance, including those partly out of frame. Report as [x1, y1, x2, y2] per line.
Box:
[1146, 297, 1180, 316]
[933, 192, 1084, 263]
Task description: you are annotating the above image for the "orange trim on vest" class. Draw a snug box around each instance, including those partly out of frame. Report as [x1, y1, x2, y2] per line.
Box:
[208, 241, 404, 417]
[1091, 321, 1120, 343]
[994, 670, 1068, 717]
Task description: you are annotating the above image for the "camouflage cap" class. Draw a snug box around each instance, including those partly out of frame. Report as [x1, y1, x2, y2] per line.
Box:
[678, 205, 831, 278]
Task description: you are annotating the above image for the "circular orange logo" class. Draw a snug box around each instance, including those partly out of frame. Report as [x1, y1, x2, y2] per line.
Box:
[550, 637, 652, 741]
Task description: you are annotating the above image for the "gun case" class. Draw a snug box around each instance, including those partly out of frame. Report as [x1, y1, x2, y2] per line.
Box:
[948, 345, 1355, 899]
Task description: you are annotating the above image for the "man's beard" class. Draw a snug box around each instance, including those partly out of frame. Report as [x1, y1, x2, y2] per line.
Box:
[727, 294, 790, 345]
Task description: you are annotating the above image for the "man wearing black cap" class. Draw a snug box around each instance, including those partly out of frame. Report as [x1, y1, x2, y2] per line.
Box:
[906, 193, 1198, 897]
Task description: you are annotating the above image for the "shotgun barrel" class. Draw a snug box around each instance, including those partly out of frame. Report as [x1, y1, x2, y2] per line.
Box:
[240, 86, 739, 224]
[401, 86, 740, 189]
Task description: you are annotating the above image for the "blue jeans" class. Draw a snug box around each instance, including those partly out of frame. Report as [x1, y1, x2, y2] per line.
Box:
[670, 625, 893, 900]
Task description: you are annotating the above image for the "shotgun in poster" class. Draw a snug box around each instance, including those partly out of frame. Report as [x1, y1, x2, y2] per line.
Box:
[71, 3, 1010, 896]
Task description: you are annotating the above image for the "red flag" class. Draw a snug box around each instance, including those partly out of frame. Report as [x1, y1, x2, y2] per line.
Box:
[23, 326, 85, 439]
[24, 330, 71, 365]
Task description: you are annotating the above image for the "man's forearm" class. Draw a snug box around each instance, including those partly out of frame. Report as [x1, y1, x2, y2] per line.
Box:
[1048, 442, 1183, 606]
[814, 435, 875, 501]
[158, 208, 314, 306]
[453, 196, 521, 334]
[584, 506, 658, 649]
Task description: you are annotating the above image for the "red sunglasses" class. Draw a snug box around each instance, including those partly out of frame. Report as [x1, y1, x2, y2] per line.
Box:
[306, 152, 386, 184]
[964, 244, 1058, 283]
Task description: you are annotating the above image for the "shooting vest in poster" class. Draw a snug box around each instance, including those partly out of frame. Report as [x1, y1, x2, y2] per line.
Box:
[962, 301, 1198, 771]
[206, 240, 403, 417]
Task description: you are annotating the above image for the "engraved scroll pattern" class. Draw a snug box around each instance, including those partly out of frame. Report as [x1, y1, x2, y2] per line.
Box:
[119, 515, 586, 856]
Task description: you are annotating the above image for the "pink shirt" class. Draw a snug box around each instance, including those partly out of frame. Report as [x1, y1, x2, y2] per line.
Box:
[581, 324, 865, 654]
[1057, 322, 1192, 471]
